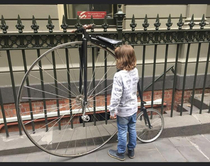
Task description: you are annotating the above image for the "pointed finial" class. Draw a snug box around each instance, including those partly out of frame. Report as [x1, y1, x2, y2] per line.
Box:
[31, 15, 39, 33]
[130, 14, 137, 31]
[46, 15, 54, 33]
[0, 15, 8, 34]
[142, 14, 149, 31]
[75, 15, 82, 30]
[16, 15, 24, 33]
[199, 14, 206, 29]
[166, 14, 173, 30]
[117, 4, 123, 13]
[61, 15, 68, 33]
[102, 15, 109, 32]
[188, 14, 195, 29]
[154, 14, 161, 30]
[177, 14, 184, 30]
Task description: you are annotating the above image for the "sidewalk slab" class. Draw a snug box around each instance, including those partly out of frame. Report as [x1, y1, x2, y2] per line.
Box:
[64, 148, 97, 162]
[0, 134, 210, 162]
[163, 113, 200, 128]
[2, 153, 29, 162]
[192, 112, 210, 124]
[27, 151, 50, 162]
[153, 138, 187, 162]
[0, 132, 35, 151]
[95, 143, 118, 162]
[176, 146, 209, 162]
[0, 110, 210, 160]
[134, 148, 166, 162]
[135, 141, 156, 150]
[203, 133, 210, 141]
[186, 135, 210, 159]
[168, 137, 192, 147]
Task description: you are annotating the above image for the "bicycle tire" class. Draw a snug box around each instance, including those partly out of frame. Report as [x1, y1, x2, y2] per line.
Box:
[136, 108, 164, 143]
[17, 41, 118, 157]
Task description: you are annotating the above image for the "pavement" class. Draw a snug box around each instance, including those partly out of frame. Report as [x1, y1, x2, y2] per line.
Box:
[0, 110, 210, 162]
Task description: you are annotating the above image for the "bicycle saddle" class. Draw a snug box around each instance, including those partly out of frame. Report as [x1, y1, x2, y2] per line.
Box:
[96, 36, 122, 47]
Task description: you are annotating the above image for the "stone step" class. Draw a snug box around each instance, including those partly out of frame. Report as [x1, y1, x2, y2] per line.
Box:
[189, 93, 210, 110]
[177, 103, 200, 113]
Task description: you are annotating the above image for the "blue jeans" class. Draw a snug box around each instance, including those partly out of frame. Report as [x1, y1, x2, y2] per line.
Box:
[117, 112, 137, 154]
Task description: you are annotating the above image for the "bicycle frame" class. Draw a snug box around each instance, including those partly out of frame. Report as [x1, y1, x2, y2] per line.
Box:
[74, 24, 153, 127]
[76, 25, 121, 122]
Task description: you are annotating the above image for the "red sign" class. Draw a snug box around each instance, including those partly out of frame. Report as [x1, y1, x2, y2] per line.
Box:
[77, 11, 107, 19]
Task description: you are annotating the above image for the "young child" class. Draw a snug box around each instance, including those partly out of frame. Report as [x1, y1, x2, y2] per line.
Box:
[108, 45, 139, 161]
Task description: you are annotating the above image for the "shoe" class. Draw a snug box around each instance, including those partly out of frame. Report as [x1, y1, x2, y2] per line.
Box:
[108, 149, 125, 161]
[128, 149, 135, 159]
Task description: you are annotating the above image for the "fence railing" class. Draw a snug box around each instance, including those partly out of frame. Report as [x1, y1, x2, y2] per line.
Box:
[0, 5, 210, 137]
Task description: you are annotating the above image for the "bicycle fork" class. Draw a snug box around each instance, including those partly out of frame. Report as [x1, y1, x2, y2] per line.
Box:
[78, 35, 90, 122]
[137, 80, 152, 129]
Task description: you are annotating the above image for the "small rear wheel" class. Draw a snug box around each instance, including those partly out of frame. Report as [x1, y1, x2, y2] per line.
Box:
[136, 108, 164, 143]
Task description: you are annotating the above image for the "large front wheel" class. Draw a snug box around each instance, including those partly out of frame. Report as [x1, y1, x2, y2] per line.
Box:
[17, 41, 118, 157]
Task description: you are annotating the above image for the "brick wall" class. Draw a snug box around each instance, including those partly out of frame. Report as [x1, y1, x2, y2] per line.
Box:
[1, 89, 210, 133]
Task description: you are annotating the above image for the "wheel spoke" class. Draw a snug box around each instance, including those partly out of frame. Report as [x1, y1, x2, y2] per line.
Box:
[87, 52, 115, 96]
[21, 102, 80, 126]
[28, 73, 77, 98]
[87, 63, 116, 97]
[88, 83, 113, 102]
[55, 49, 81, 95]
[35, 64, 78, 98]
[24, 85, 74, 99]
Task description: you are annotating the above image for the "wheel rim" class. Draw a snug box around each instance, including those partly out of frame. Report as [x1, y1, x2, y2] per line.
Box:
[17, 41, 118, 157]
[136, 109, 164, 143]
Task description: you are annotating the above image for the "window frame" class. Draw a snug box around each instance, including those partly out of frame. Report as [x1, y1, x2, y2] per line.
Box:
[63, 4, 118, 28]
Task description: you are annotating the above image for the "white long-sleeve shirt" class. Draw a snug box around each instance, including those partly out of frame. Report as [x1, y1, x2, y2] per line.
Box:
[109, 67, 139, 117]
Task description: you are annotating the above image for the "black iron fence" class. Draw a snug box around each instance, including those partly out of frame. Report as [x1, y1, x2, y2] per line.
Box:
[0, 5, 210, 137]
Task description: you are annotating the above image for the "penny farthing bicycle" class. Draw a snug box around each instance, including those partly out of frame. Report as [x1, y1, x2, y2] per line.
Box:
[17, 24, 164, 157]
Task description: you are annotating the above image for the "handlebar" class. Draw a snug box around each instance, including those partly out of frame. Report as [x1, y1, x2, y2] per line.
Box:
[71, 24, 95, 33]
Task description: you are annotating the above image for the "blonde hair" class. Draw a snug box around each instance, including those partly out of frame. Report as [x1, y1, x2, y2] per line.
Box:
[115, 45, 137, 71]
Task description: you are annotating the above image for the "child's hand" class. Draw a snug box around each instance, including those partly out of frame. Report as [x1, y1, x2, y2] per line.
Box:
[110, 114, 117, 120]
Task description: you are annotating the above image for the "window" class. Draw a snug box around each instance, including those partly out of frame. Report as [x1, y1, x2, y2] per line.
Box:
[64, 4, 117, 27]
